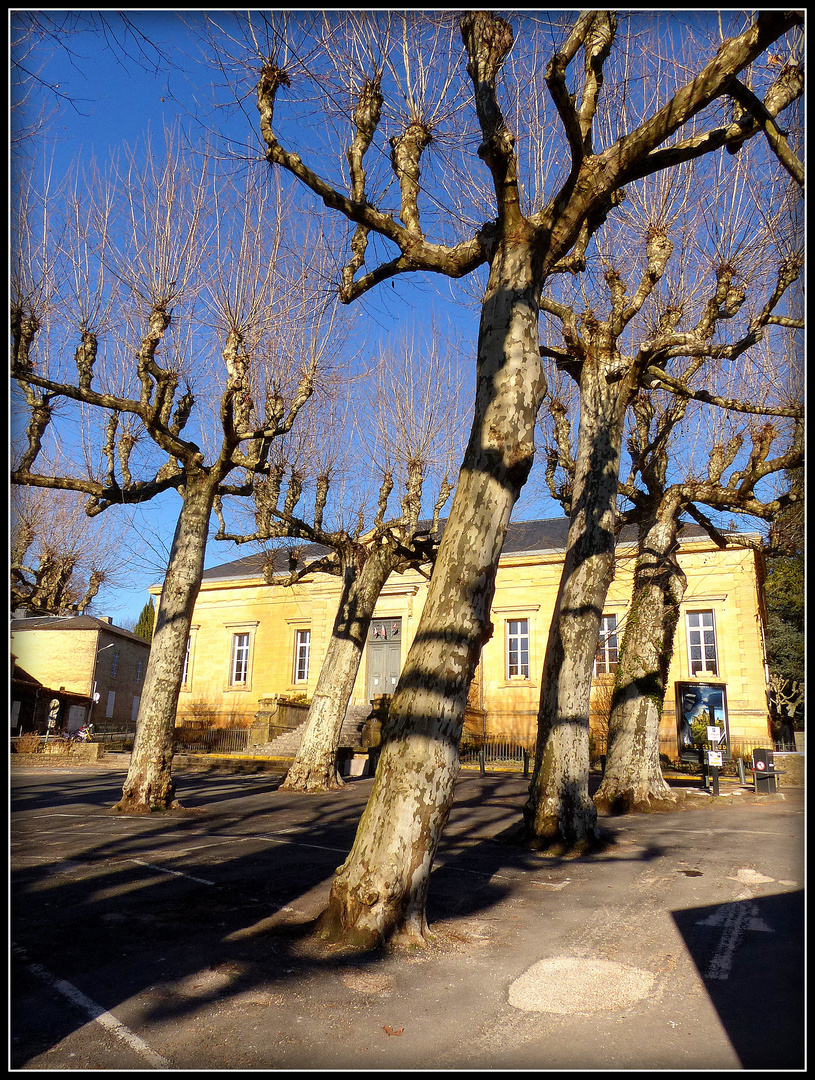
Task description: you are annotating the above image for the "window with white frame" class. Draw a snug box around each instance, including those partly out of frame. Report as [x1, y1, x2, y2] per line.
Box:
[594, 614, 619, 676]
[230, 632, 251, 686]
[686, 610, 718, 675]
[294, 629, 311, 683]
[506, 619, 530, 679]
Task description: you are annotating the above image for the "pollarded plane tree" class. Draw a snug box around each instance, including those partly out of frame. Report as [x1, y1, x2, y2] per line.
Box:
[596, 387, 803, 814]
[214, 329, 464, 793]
[526, 137, 804, 844]
[534, 162, 803, 817]
[10, 140, 344, 812]
[11, 485, 128, 617]
[225, 9, 803, 945]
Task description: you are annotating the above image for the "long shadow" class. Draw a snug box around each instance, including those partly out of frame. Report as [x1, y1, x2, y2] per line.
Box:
[10, 768, 663, 1067]
[671, 891, 804, 1069]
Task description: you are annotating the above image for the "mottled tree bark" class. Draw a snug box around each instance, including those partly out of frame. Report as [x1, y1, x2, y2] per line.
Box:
[281, 543, 394, 793]
[252, 6, 802, 945]
[317, 237, 545, 948]
[593, 510, 684, 814]
[114, 474, 216, 812]
[525, 356, 636, 849]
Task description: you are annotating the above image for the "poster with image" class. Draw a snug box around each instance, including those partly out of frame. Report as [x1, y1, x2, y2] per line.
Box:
[676, 682, 730, 760]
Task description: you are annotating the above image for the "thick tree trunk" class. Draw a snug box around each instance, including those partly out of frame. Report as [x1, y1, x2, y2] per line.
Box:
[524, 359, 634, 849]
[594, 510, 685, 813]
[317, 238, 546, 949]
[114, 476, 216, 812]
[281, 545, 394, 793]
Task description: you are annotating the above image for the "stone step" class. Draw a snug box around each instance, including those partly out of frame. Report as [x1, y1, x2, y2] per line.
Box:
[254, 703, 370, 757]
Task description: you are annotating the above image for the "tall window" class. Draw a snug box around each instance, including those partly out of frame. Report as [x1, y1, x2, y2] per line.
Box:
[136, 659, 144, 683]
[594, 614, 619, 676]
[105, 691, 116, 718]
[294, 629, 311, 683]
[230, 632, 251, 686]
[687, 610, 718, 675]
[506, 619, 530, 679]
[182, 638, 191, 685]
[111, 652, 119, 677]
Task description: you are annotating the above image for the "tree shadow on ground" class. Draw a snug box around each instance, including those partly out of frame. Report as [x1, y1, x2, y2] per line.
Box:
[11, 768, 669, 1066]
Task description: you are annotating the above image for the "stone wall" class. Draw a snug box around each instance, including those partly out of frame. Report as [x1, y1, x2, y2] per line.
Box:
[773, 751, 804, 787]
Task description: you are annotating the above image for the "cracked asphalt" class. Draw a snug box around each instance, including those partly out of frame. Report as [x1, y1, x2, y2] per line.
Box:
[10, 760, 805, 1070]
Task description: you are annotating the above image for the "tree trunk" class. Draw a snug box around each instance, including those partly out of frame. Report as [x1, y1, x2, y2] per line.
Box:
[524, 357, 634, 849]
[281, 544, 394, 793]
[114, 475, 216, 812]
[594, 509, 685, 813]
[317, 237, 546, 949]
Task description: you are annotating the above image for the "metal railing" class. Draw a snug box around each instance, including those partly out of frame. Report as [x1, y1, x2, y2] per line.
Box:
[460, 734, 536, 772]
[173, 726, 251, 755]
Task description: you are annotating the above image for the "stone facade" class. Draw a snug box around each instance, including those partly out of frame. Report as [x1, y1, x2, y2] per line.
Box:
[157, 518, 773, 762]
[11, 615, 151, 735]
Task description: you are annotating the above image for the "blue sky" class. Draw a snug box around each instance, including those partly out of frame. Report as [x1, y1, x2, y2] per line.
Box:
[10, 13, 534, 627]
[11, 12, 801, 628]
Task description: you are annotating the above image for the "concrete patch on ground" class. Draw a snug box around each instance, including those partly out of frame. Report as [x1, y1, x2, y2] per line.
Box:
[508, 957, 655, 1015]
[728, 868, 775, 885]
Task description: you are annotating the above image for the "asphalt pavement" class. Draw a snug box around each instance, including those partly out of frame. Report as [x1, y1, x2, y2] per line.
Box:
[10, 759, 805, 1071]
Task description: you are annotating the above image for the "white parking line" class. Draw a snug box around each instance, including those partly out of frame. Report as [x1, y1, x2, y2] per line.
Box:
[129, 859, 214, 886]
[11, 943, 170, 1069]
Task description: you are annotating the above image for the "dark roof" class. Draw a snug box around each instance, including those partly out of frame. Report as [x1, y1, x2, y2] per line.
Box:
[9, 614, 149, 646]
[201, 542, 332, 583]
[199, 517, 716, 584]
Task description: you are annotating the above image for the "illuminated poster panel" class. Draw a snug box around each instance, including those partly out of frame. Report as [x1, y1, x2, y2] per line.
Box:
[676, 682, 731, 761]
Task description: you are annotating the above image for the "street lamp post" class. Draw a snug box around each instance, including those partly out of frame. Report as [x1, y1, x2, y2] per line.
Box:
[89, 641, 115, 732]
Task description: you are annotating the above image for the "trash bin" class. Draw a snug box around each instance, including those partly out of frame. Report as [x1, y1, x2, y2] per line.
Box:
[752, 747, 777, 794]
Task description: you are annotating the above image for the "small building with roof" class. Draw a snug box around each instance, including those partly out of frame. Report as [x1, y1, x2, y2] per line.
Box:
[11, 614, 151, 735]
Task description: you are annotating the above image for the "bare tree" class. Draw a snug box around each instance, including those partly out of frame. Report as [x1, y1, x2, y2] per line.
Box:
[10, 486, 128, 616]
[534, 163, 803, 817]
[215, 331, 463, 792]
[219, 9, 803, 944]
[526, 146, 803, 844]
[11, 137, 344, 811]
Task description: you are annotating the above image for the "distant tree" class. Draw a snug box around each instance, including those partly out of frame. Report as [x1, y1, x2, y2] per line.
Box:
[534, 158, 802, 816]
[526, 144, 802, 836]
[764, 481, 804, 742]
[133, 598, 156, 641]
[215, 332, 463, 792]
[10, 486, 126, 616]
[763, 466, 804, 727]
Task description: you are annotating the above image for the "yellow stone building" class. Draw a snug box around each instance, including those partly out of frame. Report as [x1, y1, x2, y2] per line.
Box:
[165, 518, 773, 762]
[11, 614, 151, 735]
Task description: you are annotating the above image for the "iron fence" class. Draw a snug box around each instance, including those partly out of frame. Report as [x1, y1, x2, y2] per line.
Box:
[460, 734, 535, 767]
[173, 726, 251, 755]
[457, 732, 801, 774]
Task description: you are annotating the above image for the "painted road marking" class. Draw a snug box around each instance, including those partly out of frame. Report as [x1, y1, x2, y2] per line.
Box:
[695, 892, 774, 981]
[129, 859, 214, 886]
[11, 943, 170, 1069]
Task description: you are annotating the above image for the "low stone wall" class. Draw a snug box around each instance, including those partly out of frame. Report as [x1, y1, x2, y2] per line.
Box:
[11, 742, 104, 766]
[774, 751, 804, 787]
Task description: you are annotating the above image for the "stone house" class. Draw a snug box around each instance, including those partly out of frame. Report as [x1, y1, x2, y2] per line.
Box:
[158, 517, 773, 763]
[11, 614, 151, 735]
